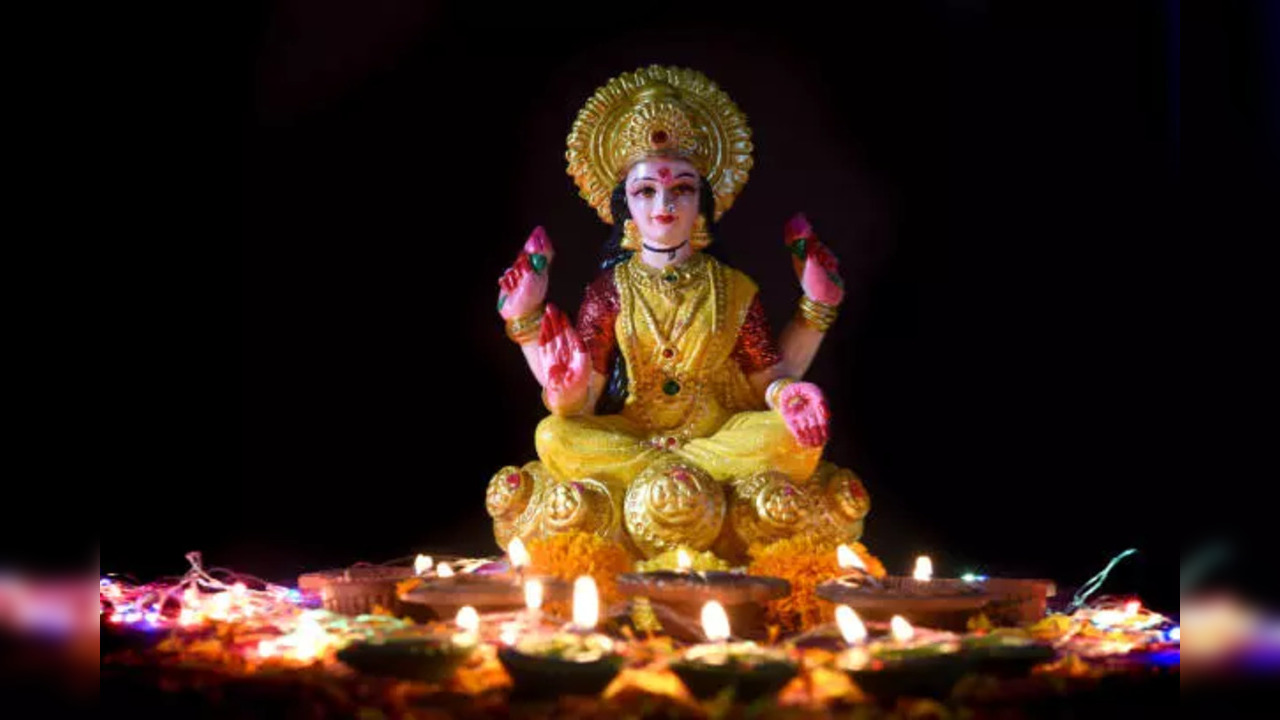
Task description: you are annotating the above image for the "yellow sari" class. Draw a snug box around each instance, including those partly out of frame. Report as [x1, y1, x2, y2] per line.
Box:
[535, 252, 821, 496]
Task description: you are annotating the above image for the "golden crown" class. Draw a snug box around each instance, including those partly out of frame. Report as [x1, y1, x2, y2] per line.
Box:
[566, 66, 753, 225]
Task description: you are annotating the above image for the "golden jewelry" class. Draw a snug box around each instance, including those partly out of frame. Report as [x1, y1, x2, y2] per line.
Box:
[566, 65, 754, 225]
[505, 303, 545, 344]
[796, 295, 839, 332]
[621, 218, 642, 251]
[765, 377, 796, 410]
[690, 214, 712, 250]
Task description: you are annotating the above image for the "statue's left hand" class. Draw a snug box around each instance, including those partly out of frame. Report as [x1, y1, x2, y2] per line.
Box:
[784, 213, 845, 306]
[778, 381, 830, 448]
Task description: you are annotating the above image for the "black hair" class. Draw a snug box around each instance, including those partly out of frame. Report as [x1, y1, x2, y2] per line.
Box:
[594, 174, 726, 414]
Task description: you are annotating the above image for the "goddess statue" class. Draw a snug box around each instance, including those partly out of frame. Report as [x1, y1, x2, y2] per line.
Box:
[485, 66, 869, 563]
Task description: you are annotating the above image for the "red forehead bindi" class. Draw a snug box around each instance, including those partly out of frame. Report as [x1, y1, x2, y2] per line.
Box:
[657, 167, 672, 182]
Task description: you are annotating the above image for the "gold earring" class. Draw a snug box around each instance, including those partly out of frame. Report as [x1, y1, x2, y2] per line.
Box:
[691, 215, 712, 250]
[622, 218, 642, 251]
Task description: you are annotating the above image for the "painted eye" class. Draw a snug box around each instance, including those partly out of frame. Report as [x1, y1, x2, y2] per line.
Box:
[635, 187, 656, 198]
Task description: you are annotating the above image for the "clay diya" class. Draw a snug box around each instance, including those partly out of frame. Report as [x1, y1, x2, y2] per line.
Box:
[398, 541, 570, 622]
[299, 553, 459, 618]
[335, 606, 481, 682]
[816, 555, 992, 632]
[668, 601, 798, 702]
[959, 629, 1057, 676]
[833, 609, 968, 701]
[496, 576, 624, 698]
[617, 550, 789, 641]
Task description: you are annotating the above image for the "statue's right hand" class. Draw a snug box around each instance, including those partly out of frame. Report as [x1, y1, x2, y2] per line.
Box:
[498, 226, 554, 320]
[537, 304, 590, 411]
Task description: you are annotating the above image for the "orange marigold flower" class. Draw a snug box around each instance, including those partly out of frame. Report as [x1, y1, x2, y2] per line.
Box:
[747, 536, 887, 634]
[527, 532, 632, 618]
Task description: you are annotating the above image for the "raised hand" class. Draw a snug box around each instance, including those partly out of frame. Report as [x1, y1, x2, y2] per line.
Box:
[498, 226, 555, 320]
[777, 381, 830, 448]
[783, 213, 844, 306]
[537, 303, 590, 412]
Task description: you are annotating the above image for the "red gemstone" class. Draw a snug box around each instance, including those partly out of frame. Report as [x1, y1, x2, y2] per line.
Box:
[506, 473, 521, 488]
[652, 130, 668, 145]
[662, 348, 675, 359]
[666, 437, 678, 448]
[782, 486, 795, 496]
[849, 480, 865, 497]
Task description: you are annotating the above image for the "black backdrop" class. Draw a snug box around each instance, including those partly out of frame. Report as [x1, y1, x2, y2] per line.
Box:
[100, 1, 1280, 616]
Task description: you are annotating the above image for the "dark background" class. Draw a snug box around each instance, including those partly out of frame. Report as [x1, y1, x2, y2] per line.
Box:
[96, 1, 1279, 616]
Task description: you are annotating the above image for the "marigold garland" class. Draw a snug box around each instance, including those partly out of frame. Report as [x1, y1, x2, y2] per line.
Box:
[747, 537, 886, 634]
[526, 532, 632, 619]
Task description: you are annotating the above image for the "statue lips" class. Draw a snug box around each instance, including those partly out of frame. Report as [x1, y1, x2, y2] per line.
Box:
[654, 215, 676, 225]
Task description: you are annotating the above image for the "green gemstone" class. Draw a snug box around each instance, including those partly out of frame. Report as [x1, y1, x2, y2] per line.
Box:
[497, 294, 506, 311]
[662, 379, 681, 396]
[791, 238, 808, 258]
[663, 272, 678, 284]
[529, 253, 548, 273]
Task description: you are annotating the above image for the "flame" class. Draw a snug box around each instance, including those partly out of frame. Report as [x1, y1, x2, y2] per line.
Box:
[912, 556, 933, 581]
[437, 563, 455, 578]
[414, 554, 434, 576]
[456, 606, 480, 633]
[500, 622, 520, 646]
[677, 548, 692, 571]
[1124, 600, 1140, 616]
[835, 605, 867, 644]
[509, 538, 530, 569]
[572, 576, 599, 631]
[524, 579, 544, 612]
[837, 544, 867, 571]
[890, 615, 915, 642]
[701, 600, 731, 642]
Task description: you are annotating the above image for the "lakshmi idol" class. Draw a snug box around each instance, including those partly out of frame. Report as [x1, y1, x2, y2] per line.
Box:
[485, 66, 869, 562]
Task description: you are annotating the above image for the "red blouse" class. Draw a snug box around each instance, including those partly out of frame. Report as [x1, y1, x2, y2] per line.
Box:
[575, 266, 781, 377]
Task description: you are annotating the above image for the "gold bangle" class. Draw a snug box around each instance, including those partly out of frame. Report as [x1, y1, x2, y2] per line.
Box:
[796, 295, 838, 332]
[505, 304, 545, 344]
[765, 377, 796, 410]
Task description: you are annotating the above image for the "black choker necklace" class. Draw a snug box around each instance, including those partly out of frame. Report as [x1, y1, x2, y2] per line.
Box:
[642, 239, 689, 261]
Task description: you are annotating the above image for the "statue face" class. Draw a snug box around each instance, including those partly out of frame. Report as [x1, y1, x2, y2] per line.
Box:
[624, 158, 701, 250]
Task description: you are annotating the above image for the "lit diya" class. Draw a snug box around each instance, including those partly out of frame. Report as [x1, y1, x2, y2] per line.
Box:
[832, 607, 968, 701]
[335, 606, 481, 682]
[668, 600, 798, 702]
[816, 551, 992, 631]
[616, 549, 789, 641]
[398, 539, 570, 621]
[298, 553, 454, 617]
[497, 576, 624, 698]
